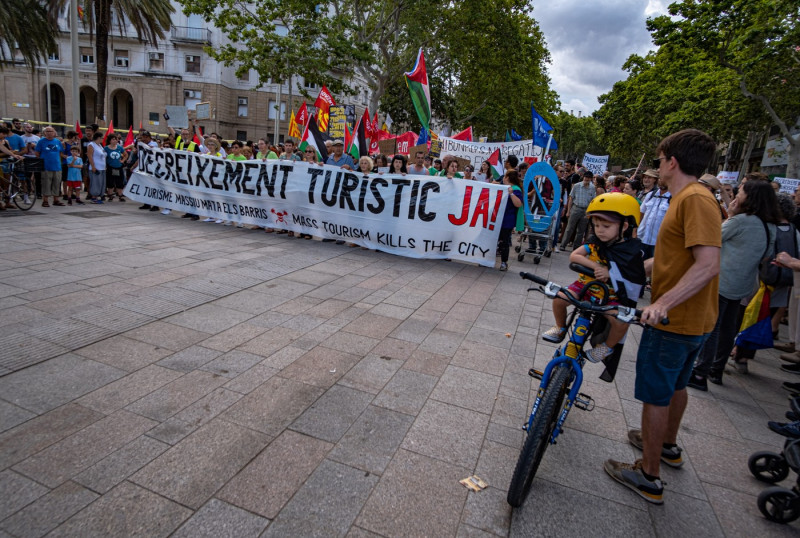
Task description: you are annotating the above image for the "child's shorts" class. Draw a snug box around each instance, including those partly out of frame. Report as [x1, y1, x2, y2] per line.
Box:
[567, 280, 620, 306]
[66, 181, 82, 189]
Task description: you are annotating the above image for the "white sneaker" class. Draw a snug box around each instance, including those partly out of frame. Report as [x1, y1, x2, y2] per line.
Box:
[236, 223, 244, 228]
[587, 342, 614, 363]
[223, 221, 232, 226]
[23, 195, 31, 204]
[215, 219, 224, 224]
[202, 218, 214, 222]
[554, 246, 561, 253]
[161, 208, 171, 215]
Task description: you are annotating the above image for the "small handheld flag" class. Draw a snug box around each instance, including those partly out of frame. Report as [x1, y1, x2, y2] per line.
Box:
[404, 48, 431, 130]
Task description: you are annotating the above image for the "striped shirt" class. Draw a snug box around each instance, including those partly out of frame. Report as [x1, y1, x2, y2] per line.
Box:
[569, 182, 596, 209]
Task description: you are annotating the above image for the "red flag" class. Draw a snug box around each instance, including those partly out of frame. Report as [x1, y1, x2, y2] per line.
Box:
[371, 112, 379, 137]
[314, 86, 334, 132]
[523, 156, 538, 165]
[123, 125, 134, 147]
[75, 121, 82, 139]
[139, 120, 143, 130]
[394, 132, 419, 155]
[362, 108, 373, 139]
[452, 126, 473, 141]
[102, 121, 114, 146]
[193, 124, 203, 145]
[296, 102, 309, 126]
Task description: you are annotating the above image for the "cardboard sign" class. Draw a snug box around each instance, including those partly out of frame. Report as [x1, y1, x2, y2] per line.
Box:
[195, 102, 211, 121]
[378, 138, 397, 155]
[165, 106, 189, 129]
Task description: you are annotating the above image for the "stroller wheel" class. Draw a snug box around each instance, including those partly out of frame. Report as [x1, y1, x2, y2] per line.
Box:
[534, 256, 541, 265]
[517, 253, 525, 262]
[748, 451, 790, 483]
[544, 250, 552, 258]
[514, 245, 521, 253]
[758, 487, 800, 523]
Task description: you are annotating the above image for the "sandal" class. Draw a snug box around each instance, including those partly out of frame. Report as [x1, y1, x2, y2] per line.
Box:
[42, 201, 50, 207]
[542, 326, 567, 343]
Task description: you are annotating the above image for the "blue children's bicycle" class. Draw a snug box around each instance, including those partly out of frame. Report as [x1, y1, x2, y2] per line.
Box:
[507, 263, 666, 508]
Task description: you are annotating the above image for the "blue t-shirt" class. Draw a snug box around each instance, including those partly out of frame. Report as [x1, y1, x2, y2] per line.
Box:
[66, 156, 83, 182]
[105, 146, 125, 169]
[34, 138, 64, 171]
[6, 133, 24, 152]
[326, 153, 355, 168]
[502, 188, 524, 229]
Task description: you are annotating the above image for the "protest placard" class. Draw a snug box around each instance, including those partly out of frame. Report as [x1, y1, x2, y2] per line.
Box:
[717, 170, 739, 185]
[328, 106, 346, 139]
[582, 154, 609, 175]
[124, 145, 510, 266]
[195, 103, 211, 121]
[438, 137, 540, 168]
[774, 177, 800, 194]
[165, 106, 189, 129]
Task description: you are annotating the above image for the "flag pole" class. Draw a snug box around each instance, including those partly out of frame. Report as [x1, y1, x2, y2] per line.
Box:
[543, 134, 553, 162]
[631, 152, 646, 177]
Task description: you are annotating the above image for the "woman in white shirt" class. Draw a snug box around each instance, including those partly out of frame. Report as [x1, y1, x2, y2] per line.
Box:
[86, 132, 106, 204]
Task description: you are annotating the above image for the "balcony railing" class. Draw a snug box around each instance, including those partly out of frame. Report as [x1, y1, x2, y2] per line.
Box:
[171, 26, 212, 44]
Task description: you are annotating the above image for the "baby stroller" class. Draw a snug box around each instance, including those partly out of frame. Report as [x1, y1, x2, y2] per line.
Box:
[515, 210, 557, 264]
[515, 164, 561, 265]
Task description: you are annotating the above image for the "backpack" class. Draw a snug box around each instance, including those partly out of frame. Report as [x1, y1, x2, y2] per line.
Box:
[759, 221, 797, 287]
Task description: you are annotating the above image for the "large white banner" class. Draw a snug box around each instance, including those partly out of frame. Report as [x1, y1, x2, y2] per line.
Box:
[124, 145, 509, 267]
[582, 154, 609, 175]
[438, 137, 542, 167]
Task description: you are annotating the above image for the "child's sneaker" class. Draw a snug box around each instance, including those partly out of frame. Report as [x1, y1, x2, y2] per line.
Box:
[587, 342, 614, 363]
[604, 459, 663, 504]
[542, 326, 567, 343]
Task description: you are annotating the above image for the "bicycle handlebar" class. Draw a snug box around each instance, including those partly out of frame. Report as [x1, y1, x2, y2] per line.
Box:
[519, 271, 669, 326]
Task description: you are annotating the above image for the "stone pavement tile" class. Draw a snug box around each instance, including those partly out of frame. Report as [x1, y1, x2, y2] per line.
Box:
[236, 326, 304, 357]
[0, 400, 35, 435]
[12, 410, 157, 488]
[0, 480, 98, 538]
[465, 326, 514, 351]
[125, 370, 228, 421]
[271, 295, 324, 316]
[47, 481, 191, 538]
[76, 365, 184, 414]
[123, 321, 211, 352]
[74, 435, 169, 494]
[490, 394, 529, 430]
[510, 478, 653, 537]
[212, 289, 288, 315]
[389, 316, 436, 344]
[304, 283, 349, 301]
[146, 417, 198, 445]
[578, 377, 624, 413]
[461, 486, 512, 536]
[253, 345, 306, 370]
[368, 302, 415, 321]
[418, 329, 465, 357]
[536, 428, 647, 510]
[474, 310, 520, 333]
[383, 290, 432, 310]
[457, 523, 498, 537]
[328, 405, 414, 475]
[291, 321, 343, 350]
[223, 364, 279, 394]
[198, 323, 267, 352]
[131, 419, 270, 509]
[280, 313, 328, 334]
[279, 346, 362, 389]
[218, 430, 332, 519]
[0, 469, 49, 521]
[165, 304, 254, 334]
[282, 270, 340, 286]
[373, 369, 438, 416]
[171, 498, 269, 538]
[721, 399, 787, 445]
[450, 341, 508, 376]
[263, 459, 378, 538]
[25, 290, 112, 314]
[345, 526, 383, 538]
[679, 395, 742, 442]
[341, 313, 403, 340]
[338, 355, 405, 395]
[357, 449, 469, 538]
[200, 350, 264, 378]
[565, 405, 630, 443]
[486, 422, 524, 451]
[703, 482, 798, 538]
[223, 376, 325, 436]
[125, 270, 184, 287]
[0, 354, 125, 414]
[402, 348, 451, 377]
[475, 440, 519, 493]
[447, 301, 484, 322]
[369, 337, 417, 361]
[430, 365, 501, 415]
[402, 399, 489, 468]
[75, 334, 175, 372]
[498, 371, 530, 401]
[312, 298, 353, 319]
[435, 315, 474, 335]
[0, 404, 103, 470]
[648, 490, 725, 538]
[334, 286, 375, 303]
[253, 278, 317, 298]
[70, 304, 154, 333]
[290, 385, 374, 443]
[173, 388, 244, 427]
[321, 331, 381, 357]
[157, 346, 222, 373]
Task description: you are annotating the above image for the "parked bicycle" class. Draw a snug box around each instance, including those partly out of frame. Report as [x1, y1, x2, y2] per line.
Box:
[1, 159, 36, 210]
[507, 263, 667, 507]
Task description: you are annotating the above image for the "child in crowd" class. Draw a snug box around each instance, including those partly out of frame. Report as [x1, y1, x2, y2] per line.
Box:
[542, 193, 646, 362]
[65, 146, 85, 205]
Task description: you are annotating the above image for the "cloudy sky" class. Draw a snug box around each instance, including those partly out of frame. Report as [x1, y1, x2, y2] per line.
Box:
[533, 0, 670, 116]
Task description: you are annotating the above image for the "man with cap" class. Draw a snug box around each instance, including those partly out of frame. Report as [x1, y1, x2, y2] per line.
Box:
[639, 169, 671, 259]
[325, 139, 355, 170]
[560, 169, 597, 250]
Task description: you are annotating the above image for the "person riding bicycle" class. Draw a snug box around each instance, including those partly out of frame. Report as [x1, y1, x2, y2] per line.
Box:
[541, 192, 646, 362]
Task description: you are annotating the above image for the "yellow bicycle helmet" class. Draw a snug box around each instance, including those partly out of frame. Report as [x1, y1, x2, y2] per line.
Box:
[586, 192, 641, 227]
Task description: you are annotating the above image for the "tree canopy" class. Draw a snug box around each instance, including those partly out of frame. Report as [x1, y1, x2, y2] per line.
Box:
[0, 0, 57, 69]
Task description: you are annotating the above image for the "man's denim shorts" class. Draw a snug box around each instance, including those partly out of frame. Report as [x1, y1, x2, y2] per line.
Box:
[635, 326, 709, 406]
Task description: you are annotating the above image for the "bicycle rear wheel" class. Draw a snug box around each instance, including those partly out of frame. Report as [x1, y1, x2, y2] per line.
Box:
[12, 178, 35, 210]
[507, 364, 571, 507]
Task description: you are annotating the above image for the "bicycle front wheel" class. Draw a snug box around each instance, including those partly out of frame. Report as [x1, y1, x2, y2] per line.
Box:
[12, 178, 35, 210]
[507, 364, 571, 507]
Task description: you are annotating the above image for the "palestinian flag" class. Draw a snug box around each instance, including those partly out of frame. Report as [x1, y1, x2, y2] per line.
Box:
[314, 86, 335, 132]
[487, 149, 503, 180]
[298, 115, 329, 162]
[348, 117, 369, 161]
[404, 48, 431, 130]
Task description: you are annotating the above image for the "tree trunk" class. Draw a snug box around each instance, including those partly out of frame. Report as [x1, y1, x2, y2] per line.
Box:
[737, 130, 759, 183]
[787, 136, 800, 179]
[94, 0, 111, 123]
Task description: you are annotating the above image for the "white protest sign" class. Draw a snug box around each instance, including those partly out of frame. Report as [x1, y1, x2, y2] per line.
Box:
[165, 106, 189, 129]
[438, 137, 541, 168]
[124, 145, 510, 267]
[774, 177, 800, 194]
[717, 171, 739, 185]
[582, 154, 609, 175]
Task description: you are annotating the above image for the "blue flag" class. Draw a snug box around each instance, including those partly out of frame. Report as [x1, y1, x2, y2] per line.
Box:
[510, 129, 522, 141]
[531, 104, 553, 147]
[418, 127, 429, 145]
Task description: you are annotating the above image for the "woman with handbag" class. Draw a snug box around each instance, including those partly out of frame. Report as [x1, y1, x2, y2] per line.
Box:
[687, 180, 780, 390]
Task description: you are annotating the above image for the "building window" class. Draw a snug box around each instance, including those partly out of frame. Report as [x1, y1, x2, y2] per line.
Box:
[114, 50, 129, 69]
[236, 131, 247, 142]
[238, 70, 250, 83]
[268, 100, 286, 121]
[185, 55, 201, 74]
[148, 52, 164, 70]
[80, 47, 94, 65]
[237, 97, 248, 118]
[184, 89, 201, 109]
[303, 80, 318, 90]
[48, 49, 60, 62]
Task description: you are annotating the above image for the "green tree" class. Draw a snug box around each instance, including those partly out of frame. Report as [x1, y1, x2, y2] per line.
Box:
[50, 0, 174, 122]
[0, 0, 57, 69]
[551, 111, 606, 164]
[648, 0, 800, 176]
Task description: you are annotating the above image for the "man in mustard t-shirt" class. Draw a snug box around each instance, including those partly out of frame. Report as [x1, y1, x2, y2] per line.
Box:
[604, 129, 721, 505]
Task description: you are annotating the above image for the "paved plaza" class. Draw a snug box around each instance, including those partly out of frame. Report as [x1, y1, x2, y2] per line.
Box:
[0, 203, 797, 537]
